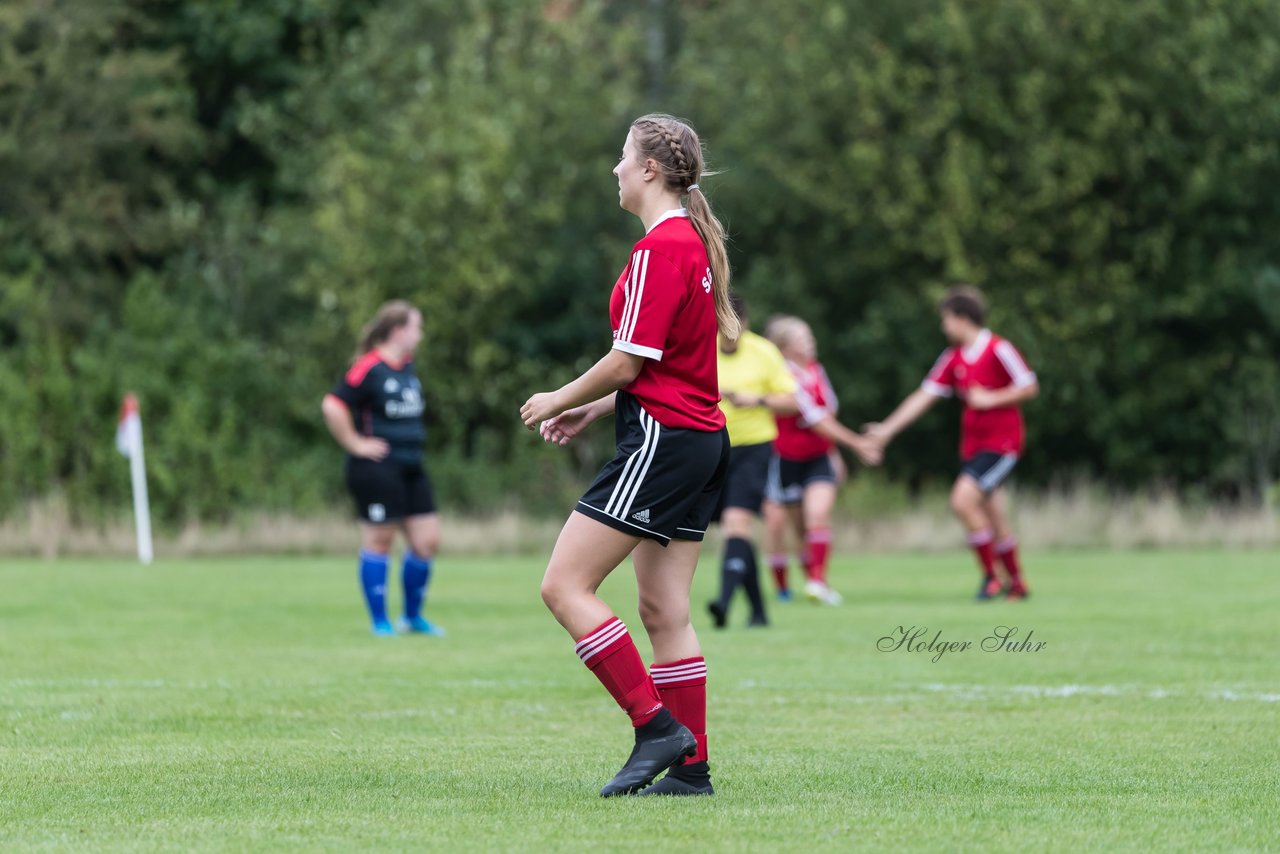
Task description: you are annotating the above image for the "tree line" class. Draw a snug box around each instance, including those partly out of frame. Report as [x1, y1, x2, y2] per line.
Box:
[2, 0, 1278, 524]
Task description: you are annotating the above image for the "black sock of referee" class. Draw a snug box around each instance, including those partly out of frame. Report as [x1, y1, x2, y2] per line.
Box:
[717, 537, 752, 613]
[740, 542, 767, 623]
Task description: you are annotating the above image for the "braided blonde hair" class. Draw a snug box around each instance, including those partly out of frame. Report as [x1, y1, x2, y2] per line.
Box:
[630, 113, 739, 340]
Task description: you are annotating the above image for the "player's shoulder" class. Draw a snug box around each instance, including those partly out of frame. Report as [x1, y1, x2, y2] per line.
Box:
[929, 345, 960, 370]
[989, 331, 1027, 352]
[345, 351, 385, 386]
[633, 215, 700, 259]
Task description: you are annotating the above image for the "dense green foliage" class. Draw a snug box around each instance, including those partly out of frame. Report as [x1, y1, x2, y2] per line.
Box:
[2, 0, 1278, 522]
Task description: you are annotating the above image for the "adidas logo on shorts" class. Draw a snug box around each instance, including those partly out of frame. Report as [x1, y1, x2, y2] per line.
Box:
[631, 508, 651, 524]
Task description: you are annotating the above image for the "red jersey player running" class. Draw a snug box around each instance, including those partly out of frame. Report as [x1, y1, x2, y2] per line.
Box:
[764, 316, 881, 606]
[864, 286, 1039, 600]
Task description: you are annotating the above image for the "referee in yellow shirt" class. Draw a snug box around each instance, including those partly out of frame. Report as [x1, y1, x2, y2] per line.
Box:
[707, 295, 799, 629]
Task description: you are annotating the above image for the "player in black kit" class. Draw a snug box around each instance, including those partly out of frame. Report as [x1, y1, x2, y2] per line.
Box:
[322, 300, 444, 636]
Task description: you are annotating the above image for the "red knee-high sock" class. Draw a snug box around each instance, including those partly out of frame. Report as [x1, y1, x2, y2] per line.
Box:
[768, 553, 789, 593]
[995, 536, 1023, 583]
[967, 529, 997, 580]
[651, 657, 708, 764]
[575, 617, 663, 727]
[805, 528, 832, 584]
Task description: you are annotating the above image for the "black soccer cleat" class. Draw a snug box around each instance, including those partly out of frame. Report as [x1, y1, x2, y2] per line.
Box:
[599, 709, 697, 798]
[975, 577, 1005, 601]
[706, 600, 727, 629]
[637, 761, 714, 797]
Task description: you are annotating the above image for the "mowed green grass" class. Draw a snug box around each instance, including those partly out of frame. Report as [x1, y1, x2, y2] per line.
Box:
[1, 548, 1277, 852]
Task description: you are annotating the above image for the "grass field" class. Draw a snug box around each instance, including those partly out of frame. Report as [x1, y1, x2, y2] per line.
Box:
[2, 549, 1277, 852]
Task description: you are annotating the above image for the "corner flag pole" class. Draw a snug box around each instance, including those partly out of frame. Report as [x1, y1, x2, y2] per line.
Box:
[116, 393, 154, 565]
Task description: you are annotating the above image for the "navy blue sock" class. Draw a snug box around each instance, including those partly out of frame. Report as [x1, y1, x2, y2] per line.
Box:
[359, 550, 390, 624]
[402, 551, 433, 620]
[717, 537, 751, 610]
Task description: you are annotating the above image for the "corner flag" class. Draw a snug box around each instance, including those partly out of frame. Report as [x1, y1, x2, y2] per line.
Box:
[116, 393, 154, 565]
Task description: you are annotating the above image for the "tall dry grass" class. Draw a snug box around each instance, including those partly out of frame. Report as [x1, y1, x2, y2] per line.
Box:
[1, 485, 1276, 559]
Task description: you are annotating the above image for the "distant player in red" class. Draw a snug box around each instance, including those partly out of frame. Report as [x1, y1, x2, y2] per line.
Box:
[520, 114, 734, 797]
[865, 286, 1039, 600]
[762, 316, 881, 606]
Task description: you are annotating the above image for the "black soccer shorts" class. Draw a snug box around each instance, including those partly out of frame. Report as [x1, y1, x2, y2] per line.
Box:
[575, 391, 730, 545]
[712, 441, 775, 518]
[345, 457, 437, 523]
[765, 453, 837, 505]
[959, 451, 1019, 495]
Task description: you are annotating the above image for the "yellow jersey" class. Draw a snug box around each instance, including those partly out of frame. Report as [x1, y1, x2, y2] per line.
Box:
[717, 330, 797, 447]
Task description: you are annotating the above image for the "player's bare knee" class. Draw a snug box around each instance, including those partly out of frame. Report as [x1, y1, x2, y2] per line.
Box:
[637, 597, 686, 636]
[950, 484, 977, 517]
[362, 530, 395, 555]
[539, 576, 566, 616]
[408, 535, 438, 559]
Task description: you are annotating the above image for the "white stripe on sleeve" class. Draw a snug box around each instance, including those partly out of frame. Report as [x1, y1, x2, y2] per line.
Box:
[994, 340, 1037, 388]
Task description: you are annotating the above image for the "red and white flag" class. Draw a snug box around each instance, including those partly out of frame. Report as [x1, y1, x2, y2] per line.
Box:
[116, 392, 141, 457]
[115, 392, 153, 564]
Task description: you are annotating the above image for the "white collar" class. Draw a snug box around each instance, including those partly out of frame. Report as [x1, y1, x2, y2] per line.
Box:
[963, 328, 992, 362]
[646, 208, 688, 234]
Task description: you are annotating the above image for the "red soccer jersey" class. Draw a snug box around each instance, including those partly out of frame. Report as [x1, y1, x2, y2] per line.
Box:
[610, 210, 725, 432]
[773, 360, 837, 461]
[921, 329, 1036, 458]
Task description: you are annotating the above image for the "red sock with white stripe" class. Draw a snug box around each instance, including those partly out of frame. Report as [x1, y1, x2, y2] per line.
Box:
[768, 554, 789, 593]
[805, 527, 832, 584]
[650, 657, 708, 764]
[967, 529, 997, 580]
[574, 617, 663, 727]
[995, 536, 1023, 584]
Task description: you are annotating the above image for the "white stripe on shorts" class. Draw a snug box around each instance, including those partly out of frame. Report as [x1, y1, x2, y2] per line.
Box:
[605, 410, 660, 520]
[979, 453, 1019, 493]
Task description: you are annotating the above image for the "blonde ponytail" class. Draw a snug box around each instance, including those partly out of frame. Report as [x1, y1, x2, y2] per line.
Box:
[630, 113, 739, 340]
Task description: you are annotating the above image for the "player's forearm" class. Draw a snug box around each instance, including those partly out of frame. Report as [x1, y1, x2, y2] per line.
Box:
[880, 390, 936, 439]
[551, 350, 643, 414]
[586, 392, 619, 420]
[321, 397, 362, 454]
[811, 416, 864, 451]
[764, 392, 799, 416]
[990, 382, 1038, 407]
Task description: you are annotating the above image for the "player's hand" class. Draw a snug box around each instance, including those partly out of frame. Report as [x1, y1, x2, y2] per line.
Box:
[521, 391, 563, 430]
[540, 405, 597, 446]
[965, 387, 998, 410]
[850, 435, 883, 466]
[724, 390, 760, 408]
[355, 437, 390, 461]
[861, 422, 890, 448]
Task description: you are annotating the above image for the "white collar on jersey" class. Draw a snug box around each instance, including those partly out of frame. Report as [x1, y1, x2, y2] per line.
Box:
[963, 328, 992, 362]
[646, 208, 688, 234]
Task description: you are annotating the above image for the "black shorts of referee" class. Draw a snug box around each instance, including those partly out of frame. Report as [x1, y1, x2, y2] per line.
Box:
[576, 391, 730, 546]
[765, 453, 837, 506]
[345, 456, 437, 523]
[712, 441, 775, 519]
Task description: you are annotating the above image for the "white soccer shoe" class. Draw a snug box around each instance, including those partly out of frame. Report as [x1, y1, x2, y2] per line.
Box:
[804, 580, 843, 606]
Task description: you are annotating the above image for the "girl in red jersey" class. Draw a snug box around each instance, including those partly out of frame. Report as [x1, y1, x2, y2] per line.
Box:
[864, 285, 1039, 600]
[760, 316, 881, 605]
[520, 114, 735, 798]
